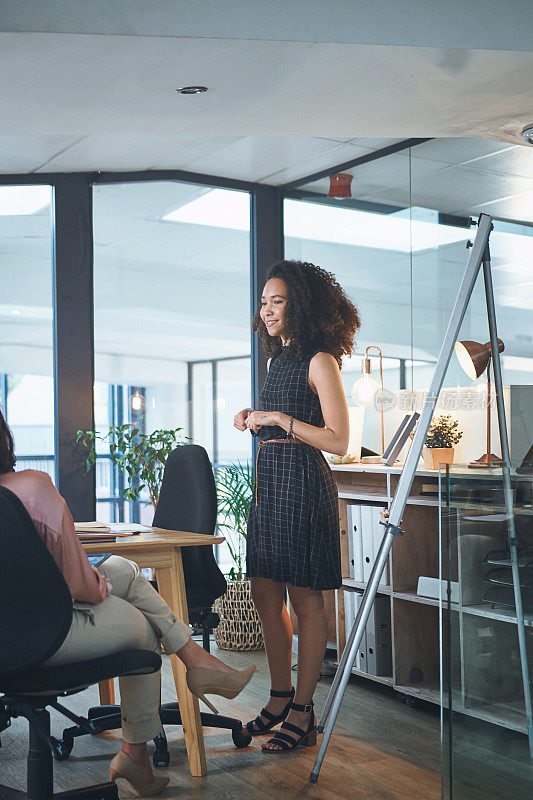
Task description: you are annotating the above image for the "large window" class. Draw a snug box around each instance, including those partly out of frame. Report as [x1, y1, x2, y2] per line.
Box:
[92, 182, 252, 532]
[0, 185, 54, 478]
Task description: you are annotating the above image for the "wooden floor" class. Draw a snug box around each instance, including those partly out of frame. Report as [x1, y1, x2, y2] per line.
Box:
[1, 644, 530, 800]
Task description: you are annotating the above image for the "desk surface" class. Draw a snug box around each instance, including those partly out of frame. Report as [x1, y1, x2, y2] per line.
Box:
[81, 528, 224, 554]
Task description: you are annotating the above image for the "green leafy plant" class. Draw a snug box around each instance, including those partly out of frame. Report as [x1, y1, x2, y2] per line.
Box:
[425, 415, 463, 449]
[215, 461, 255, 581]
[76, 424, 189, 508]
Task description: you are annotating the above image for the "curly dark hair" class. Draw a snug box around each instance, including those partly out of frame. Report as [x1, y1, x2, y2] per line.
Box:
[253, 260, 360, 368]
[0, 408, 16, 473]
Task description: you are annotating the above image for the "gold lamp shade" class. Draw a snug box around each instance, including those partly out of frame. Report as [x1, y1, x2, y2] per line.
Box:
[454, 339, 504, 380]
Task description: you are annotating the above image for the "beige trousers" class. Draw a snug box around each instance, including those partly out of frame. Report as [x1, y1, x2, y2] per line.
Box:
[45, 556, 191, 743]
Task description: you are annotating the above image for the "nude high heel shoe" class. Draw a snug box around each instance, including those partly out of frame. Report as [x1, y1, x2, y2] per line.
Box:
[186, 665, 256, 714]
[109, 750, 169, 797]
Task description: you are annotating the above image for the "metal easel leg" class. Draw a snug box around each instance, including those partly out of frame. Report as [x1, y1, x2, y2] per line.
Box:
[482, 247, 533, 758]
[310, 213, 494, 782]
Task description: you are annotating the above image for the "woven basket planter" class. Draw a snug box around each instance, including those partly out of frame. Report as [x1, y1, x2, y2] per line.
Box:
[213, 579, 264, 651]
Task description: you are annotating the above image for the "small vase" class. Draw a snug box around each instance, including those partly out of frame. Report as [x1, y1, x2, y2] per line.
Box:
[424, 447, 455, 470]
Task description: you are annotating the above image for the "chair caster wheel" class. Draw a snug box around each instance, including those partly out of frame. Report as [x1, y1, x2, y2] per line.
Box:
[232, 728, 252, 748]
[153, 749, 170, 768]
[53, 736, 73, 761]
[405, 696, 419, 708]
[397, 692, 406, 703]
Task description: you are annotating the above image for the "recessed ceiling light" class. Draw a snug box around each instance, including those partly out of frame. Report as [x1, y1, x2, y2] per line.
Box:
[521, 125, 533, 145]
[176, 86, 208, 95]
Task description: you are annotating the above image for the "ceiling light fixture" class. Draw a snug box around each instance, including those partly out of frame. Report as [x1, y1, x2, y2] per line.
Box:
[176, 86, 208, 94]
[521, 125, 533, 145]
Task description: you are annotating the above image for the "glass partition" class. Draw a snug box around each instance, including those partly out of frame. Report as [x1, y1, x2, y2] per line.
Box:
[93, 182, 252, 525]
[0, 185, 55, 479]
[439, 463, 533, 799]
[284, 138, 533, 799]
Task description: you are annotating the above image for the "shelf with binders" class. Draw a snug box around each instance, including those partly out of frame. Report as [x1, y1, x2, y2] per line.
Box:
[346, 501, 392, 588]
[334, 468, 456, 708]
[332, 457, 533, 737]
[342, 587, 393, 682]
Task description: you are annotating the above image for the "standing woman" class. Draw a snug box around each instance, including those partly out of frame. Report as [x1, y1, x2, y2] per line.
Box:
[233, 260, 360, 753]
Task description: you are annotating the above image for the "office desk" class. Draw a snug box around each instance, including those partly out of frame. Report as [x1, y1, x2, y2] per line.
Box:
[82, 528, 224, 778]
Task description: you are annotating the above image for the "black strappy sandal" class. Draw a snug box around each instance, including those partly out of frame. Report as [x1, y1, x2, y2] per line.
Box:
[261, 701, 317, 753]
[245, 687, 295, 736]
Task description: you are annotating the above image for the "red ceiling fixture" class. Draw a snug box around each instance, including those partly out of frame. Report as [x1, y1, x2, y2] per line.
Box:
[328, 172, 353, 199]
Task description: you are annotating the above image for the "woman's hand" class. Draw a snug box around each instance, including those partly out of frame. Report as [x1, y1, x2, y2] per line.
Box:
[234, 408, 254, 431]
[92, 566, 112, 598]
[245, 410, 283, 433]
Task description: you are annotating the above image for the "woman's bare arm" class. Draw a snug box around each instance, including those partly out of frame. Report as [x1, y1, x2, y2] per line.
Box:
[275, 352, 349, 455]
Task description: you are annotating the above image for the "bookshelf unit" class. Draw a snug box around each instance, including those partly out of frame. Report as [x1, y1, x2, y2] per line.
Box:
[329, 463, 533, 735]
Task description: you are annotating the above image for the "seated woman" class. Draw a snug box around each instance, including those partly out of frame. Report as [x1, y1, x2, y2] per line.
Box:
[0, 410, 254, 797]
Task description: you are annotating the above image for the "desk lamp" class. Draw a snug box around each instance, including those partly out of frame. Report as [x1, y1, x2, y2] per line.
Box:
[454, 338, 505, 468]
[351, 345, 385, 456]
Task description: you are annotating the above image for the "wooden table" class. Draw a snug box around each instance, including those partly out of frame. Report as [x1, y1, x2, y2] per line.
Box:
[82, 527, 224, 777]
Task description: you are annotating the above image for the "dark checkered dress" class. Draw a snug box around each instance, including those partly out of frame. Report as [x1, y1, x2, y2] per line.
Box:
[246, 348, 341, 591]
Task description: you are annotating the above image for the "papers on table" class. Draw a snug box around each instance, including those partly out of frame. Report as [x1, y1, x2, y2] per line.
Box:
[75, 521, 111, 533]
[74, 521, 154, 542]
[109, 523, 153, 533]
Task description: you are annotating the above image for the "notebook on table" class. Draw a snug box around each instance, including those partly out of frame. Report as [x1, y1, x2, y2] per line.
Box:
[74, 521, 152, 543]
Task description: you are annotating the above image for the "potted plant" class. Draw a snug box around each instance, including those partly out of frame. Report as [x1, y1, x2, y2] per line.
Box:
[76, 424, 188, 509]
[213, 462, 264, 652]
[422, 415, 463, 470]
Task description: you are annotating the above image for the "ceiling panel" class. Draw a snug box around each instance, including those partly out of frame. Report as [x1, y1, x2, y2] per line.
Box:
[260, 144, 379, 185]
[466, 189, 533, 223]
[38, 135, 239, 172]
[462, 146, 533, 179]
[409, 139, 514, 164]
[181, 137, 371, 183]
[0, 133, 403, 182]
[369, 165, 533, 216]
[0, 135, 81, 173]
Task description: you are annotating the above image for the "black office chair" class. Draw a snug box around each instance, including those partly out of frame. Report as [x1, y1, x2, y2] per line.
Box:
[0, 485, 161, 800]
[61, 445, 252, 767]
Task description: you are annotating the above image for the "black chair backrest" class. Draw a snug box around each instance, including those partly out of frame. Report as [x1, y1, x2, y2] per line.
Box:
[153, 445, 227, 608]
[0, 486, 73, 675]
